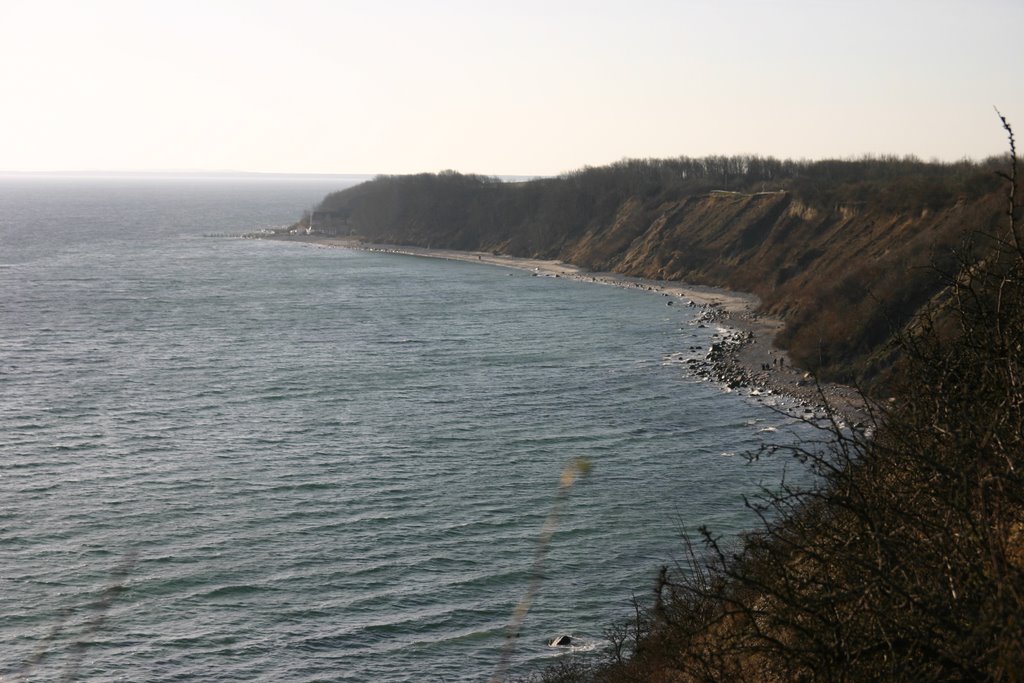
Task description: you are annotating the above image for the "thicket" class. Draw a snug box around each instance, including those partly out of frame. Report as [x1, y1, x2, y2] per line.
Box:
[521, 119, 1024, 682]
[319, 154, 1000, 232]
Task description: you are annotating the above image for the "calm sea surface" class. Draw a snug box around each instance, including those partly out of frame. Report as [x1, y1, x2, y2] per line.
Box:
[0, 176, 812, 682]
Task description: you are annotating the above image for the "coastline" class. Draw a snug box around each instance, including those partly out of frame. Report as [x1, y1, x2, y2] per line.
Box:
[261, 234, 866, 425]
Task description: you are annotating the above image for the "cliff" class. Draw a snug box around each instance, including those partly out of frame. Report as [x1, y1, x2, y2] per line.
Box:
[304, 157, 1007, 386]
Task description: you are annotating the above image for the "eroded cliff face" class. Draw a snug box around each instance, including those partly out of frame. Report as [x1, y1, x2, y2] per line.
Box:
[315, 174, 1005, 384]
[546, 190, 1002, 380]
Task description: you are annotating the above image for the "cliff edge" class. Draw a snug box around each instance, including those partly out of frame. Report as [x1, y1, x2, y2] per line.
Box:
[300, 157, 1006, 387]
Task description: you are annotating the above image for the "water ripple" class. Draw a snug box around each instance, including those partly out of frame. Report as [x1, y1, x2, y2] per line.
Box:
[0, 179, 816, 682]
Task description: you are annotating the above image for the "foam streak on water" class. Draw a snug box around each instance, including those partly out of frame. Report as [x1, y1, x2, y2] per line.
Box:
[0, 178, 811, 681]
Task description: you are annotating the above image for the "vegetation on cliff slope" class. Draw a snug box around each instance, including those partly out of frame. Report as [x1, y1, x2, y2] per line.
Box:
[309, 155, 1006, 385]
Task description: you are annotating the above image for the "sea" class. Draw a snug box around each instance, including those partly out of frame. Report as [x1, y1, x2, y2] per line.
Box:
[0, 175, 815, 682]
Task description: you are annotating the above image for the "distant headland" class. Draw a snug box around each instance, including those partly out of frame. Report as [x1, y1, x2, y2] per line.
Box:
[271, 155, 1008, 392]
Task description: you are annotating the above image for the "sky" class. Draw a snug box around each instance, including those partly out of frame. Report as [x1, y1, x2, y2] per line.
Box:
[1, 0, 1021, 176]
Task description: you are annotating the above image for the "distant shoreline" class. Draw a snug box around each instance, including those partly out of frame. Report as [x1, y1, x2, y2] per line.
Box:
[258, 234, 866, 424]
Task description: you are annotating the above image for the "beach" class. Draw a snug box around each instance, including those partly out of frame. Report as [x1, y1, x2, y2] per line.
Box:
[265, 234, 867, 425]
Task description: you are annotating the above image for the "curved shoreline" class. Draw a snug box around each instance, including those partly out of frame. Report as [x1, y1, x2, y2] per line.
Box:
[259, 234, 867, 424]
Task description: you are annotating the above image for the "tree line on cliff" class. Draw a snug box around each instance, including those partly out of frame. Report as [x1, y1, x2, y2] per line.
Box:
[308, 152, 1007, 389]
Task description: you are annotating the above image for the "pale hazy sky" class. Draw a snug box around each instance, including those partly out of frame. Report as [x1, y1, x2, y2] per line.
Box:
[1, 0, 1021, 175]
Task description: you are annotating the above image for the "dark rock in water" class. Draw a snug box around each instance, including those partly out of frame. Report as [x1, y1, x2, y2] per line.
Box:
[666, 300, 673, 305]
[548, 635, 573, 647]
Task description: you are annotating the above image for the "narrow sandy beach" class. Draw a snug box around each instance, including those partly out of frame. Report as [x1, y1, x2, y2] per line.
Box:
[264, 235, 867, 424]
